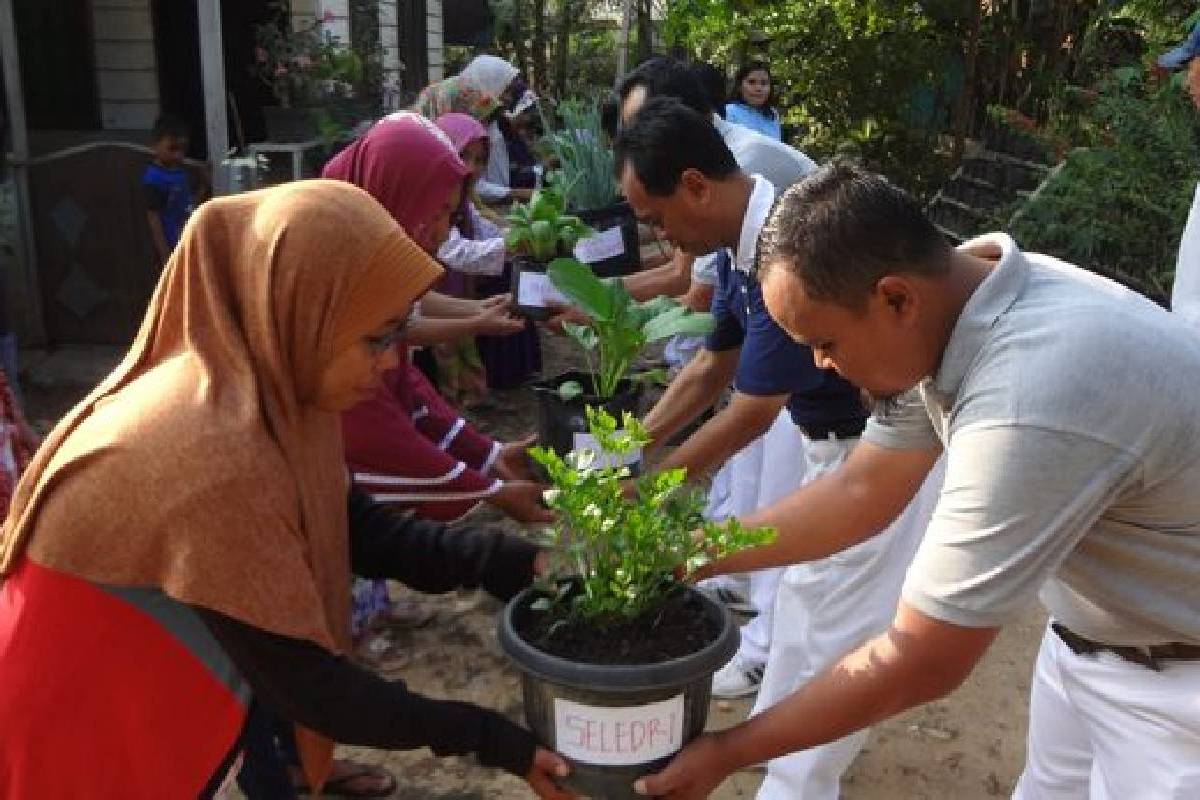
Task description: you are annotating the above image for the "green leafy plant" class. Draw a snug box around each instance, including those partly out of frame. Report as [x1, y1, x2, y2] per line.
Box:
[1009, 66, 1199, 303]
[505, 187, 594, 262]
[542, 98, 620, 211]
[546, 257, 716, 400]
[529, 407, 775, 621]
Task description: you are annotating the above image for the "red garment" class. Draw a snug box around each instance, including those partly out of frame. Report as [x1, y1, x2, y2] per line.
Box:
[0, 558, 248, 797]
[344, 361, 501, 522]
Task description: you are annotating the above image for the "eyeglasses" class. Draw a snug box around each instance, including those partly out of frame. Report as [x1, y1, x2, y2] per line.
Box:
[365, 315, 412, 356]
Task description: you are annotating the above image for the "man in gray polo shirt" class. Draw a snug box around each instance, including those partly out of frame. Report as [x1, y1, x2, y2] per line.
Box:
[633, 162, 1200, 799]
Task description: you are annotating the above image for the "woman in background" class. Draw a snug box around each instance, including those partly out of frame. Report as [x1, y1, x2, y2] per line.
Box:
[725, 61, 782, 140]
[415, 54, 531, 206]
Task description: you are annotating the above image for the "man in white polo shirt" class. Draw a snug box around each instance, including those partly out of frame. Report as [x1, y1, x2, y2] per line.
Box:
[613, 58, 820, 697]
[634, 161, 1200, 799]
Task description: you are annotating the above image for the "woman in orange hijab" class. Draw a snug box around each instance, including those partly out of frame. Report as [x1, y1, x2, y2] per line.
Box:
[0, 180, 573, 799]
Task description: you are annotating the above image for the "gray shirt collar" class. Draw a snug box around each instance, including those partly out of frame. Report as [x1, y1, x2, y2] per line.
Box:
[932, 232, 1030, 397]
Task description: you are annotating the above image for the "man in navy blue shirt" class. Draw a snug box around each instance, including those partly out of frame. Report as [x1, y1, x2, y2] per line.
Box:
[616, 99, 942, 800]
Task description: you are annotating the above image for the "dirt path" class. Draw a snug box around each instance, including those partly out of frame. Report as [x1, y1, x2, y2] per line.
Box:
[20, 335, 1041, 799]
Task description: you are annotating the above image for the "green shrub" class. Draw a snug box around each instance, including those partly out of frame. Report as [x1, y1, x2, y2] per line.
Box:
[1010, 68, 1199, 301]
[529, 407, 775, 622]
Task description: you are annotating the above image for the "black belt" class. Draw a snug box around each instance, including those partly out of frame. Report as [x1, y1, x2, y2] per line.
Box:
[1051, 622, 1200, 672]
[798, 419, 866, 441]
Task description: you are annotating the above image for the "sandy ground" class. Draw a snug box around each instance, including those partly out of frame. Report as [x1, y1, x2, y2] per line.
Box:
[20, 334, 1044, 799]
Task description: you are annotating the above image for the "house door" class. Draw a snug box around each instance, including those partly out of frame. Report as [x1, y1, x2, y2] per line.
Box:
[151, 0, 275, 158]
[15, 0, 100, 130]
[151, 0, 206, 158]
[400, 0, 430, 93]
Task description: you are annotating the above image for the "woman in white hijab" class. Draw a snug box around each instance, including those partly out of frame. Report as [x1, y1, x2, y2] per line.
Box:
[414, 55, 529, 204]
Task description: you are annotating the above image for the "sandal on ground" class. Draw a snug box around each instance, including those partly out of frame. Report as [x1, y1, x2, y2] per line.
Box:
[384, 599, 437, 629]
[292, 758, 397, 798]
[355, 631, 412, 673]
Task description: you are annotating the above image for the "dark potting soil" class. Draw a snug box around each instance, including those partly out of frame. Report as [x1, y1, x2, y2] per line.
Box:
[516, 590, 719, 665]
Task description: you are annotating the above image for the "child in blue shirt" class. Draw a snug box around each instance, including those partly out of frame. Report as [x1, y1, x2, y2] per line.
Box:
[142, 114, 203, 264]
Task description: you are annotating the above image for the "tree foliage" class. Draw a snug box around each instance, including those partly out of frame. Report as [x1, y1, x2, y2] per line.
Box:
[1010, 68, 1199, 302]
[487, 0, 627, 95]
[664, 1, 1197, 201]
[666, 0, 968, 197]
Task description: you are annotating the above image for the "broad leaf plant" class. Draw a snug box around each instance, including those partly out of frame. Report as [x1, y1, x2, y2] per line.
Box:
[547, 257, 716, 400]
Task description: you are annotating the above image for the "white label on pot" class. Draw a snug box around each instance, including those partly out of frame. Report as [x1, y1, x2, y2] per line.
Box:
[574, 226, 626, 264]
[518, 271, 569, 308]
[572, 432, 642, 469]
[553, 694, 685, 766]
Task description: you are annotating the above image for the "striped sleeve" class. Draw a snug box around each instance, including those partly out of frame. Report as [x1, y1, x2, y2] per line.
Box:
[405, 365, 498, 471]
[343, 382, 499, 524]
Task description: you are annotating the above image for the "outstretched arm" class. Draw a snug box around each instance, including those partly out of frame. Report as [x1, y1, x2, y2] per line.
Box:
[699, 441, 940, 577]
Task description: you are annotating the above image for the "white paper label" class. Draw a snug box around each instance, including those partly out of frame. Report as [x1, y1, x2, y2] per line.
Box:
[571, 432, 642, 468]
[518, 271, 569, 308]
[554, 695, 684, 766]
[574, 226, 626, 264]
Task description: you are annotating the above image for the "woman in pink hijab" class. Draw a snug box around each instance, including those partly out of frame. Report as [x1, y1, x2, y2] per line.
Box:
[435, 112, 507, 278]
[325, 113, 551, 543]
[323, 113, 463, 254]
[424, 112, 505, 406]
[434, 112, 544, 392]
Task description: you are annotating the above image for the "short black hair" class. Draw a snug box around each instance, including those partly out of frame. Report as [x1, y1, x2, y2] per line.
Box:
[689, 62, 728, 118]
[617, 56, 713, 117]
[152, 113, 190, 143]
[731, 61, 777, 112]
[614, 97, 738, 196]
[758, 161, 954, 308]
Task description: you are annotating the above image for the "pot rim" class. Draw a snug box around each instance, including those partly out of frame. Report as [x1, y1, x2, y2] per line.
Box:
[498, 585, 739, 691]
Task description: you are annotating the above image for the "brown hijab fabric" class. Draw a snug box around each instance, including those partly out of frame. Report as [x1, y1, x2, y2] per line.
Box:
[0, 179, 442, 659]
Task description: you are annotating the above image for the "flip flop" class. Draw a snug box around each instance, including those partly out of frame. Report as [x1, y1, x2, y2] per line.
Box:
[294, 759, 397, 798]
[384, 599, 437, 629]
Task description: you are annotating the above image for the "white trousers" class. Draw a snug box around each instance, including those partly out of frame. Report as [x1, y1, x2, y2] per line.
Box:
[705, 411, 808, 664]
[1012, 624, 1200, 800]
[1172, 182, 1200, 331]
[755, 444, 945, 800]
[701, 432, 760, 628]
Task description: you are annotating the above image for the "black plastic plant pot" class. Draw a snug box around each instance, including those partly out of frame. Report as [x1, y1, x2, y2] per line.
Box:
[498, 587, 739, 800]
[533, 371, 644, 474]
[512, 256, 567, 320]
[573, 202, 641, 279]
